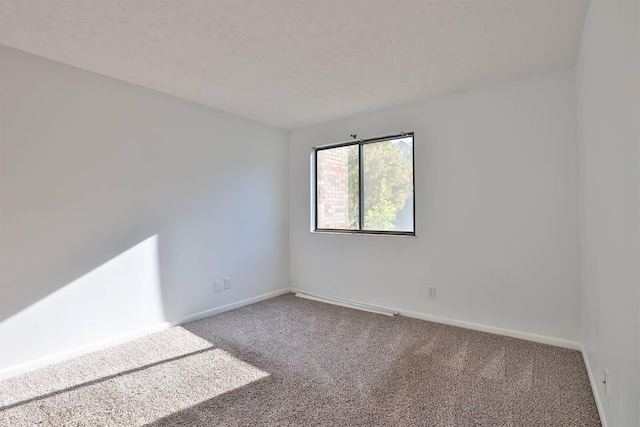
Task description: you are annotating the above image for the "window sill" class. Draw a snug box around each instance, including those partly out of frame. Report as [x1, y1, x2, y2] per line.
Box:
[311, 229, 416, 238]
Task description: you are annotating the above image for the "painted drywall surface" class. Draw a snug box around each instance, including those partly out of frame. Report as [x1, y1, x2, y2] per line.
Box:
[289, 70, 581, 342]
[0, 46, 289, 370]
[576, 0, 640, 425]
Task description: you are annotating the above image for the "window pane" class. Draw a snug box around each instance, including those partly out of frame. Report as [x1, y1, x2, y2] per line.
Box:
[317, 145, 360, 230]
[362, 137, 414, 232]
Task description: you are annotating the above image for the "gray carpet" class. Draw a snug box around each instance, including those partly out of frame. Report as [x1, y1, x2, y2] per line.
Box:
[0, 293, 600, 426]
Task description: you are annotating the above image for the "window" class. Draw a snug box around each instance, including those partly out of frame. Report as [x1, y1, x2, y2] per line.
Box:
[314, 133, 415, 235]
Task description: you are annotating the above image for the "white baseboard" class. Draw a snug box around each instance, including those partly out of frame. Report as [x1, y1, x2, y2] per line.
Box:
[295, 291, 398, 316]
[290, 288, 581, 350]
[1, 287, 582, 381]
[0, 287, 291, 380]
[581, 345, 607, 427]
[171, 288, 291, 325]
[399, 309, 581, 350]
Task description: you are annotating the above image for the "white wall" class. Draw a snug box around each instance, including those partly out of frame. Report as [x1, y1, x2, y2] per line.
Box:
[0, 46, 290, 373]
[289, 70, 581, 343]
[576, 0, 640, 425]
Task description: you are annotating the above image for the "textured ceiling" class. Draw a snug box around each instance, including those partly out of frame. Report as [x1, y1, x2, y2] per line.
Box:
[0, 0, 589, 129]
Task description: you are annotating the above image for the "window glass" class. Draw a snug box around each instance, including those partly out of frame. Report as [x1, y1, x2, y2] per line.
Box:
[316, 145, 359, 230]
[362, 137, 414, 232]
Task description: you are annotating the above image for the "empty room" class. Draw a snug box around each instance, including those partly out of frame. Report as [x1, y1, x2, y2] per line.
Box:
[0, 0, 638, 426]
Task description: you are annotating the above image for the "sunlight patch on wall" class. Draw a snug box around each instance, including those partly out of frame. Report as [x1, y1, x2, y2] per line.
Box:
[0, 235, 164, 370]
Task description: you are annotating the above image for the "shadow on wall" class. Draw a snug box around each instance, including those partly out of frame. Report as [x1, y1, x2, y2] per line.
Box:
[0, 46, 288, 375]
[0, 141, 247, 324]
[0, 168, 287, 372]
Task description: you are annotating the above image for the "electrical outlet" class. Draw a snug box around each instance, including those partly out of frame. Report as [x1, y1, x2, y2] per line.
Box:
[428, 287, 436, 299]
[224, 277, 231, 289]
[214, 280, 222, 292]
[603, 369, 610, 396]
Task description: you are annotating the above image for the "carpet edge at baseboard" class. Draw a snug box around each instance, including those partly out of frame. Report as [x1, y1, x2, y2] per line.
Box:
[582, 345, 608, 427]
[290, 288, 581, 350]
[0, 287, 292, 380]
[2, 286, 582, 380]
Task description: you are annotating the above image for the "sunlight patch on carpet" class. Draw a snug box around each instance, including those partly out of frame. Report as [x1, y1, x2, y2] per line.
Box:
[0, 328, 268, 426]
